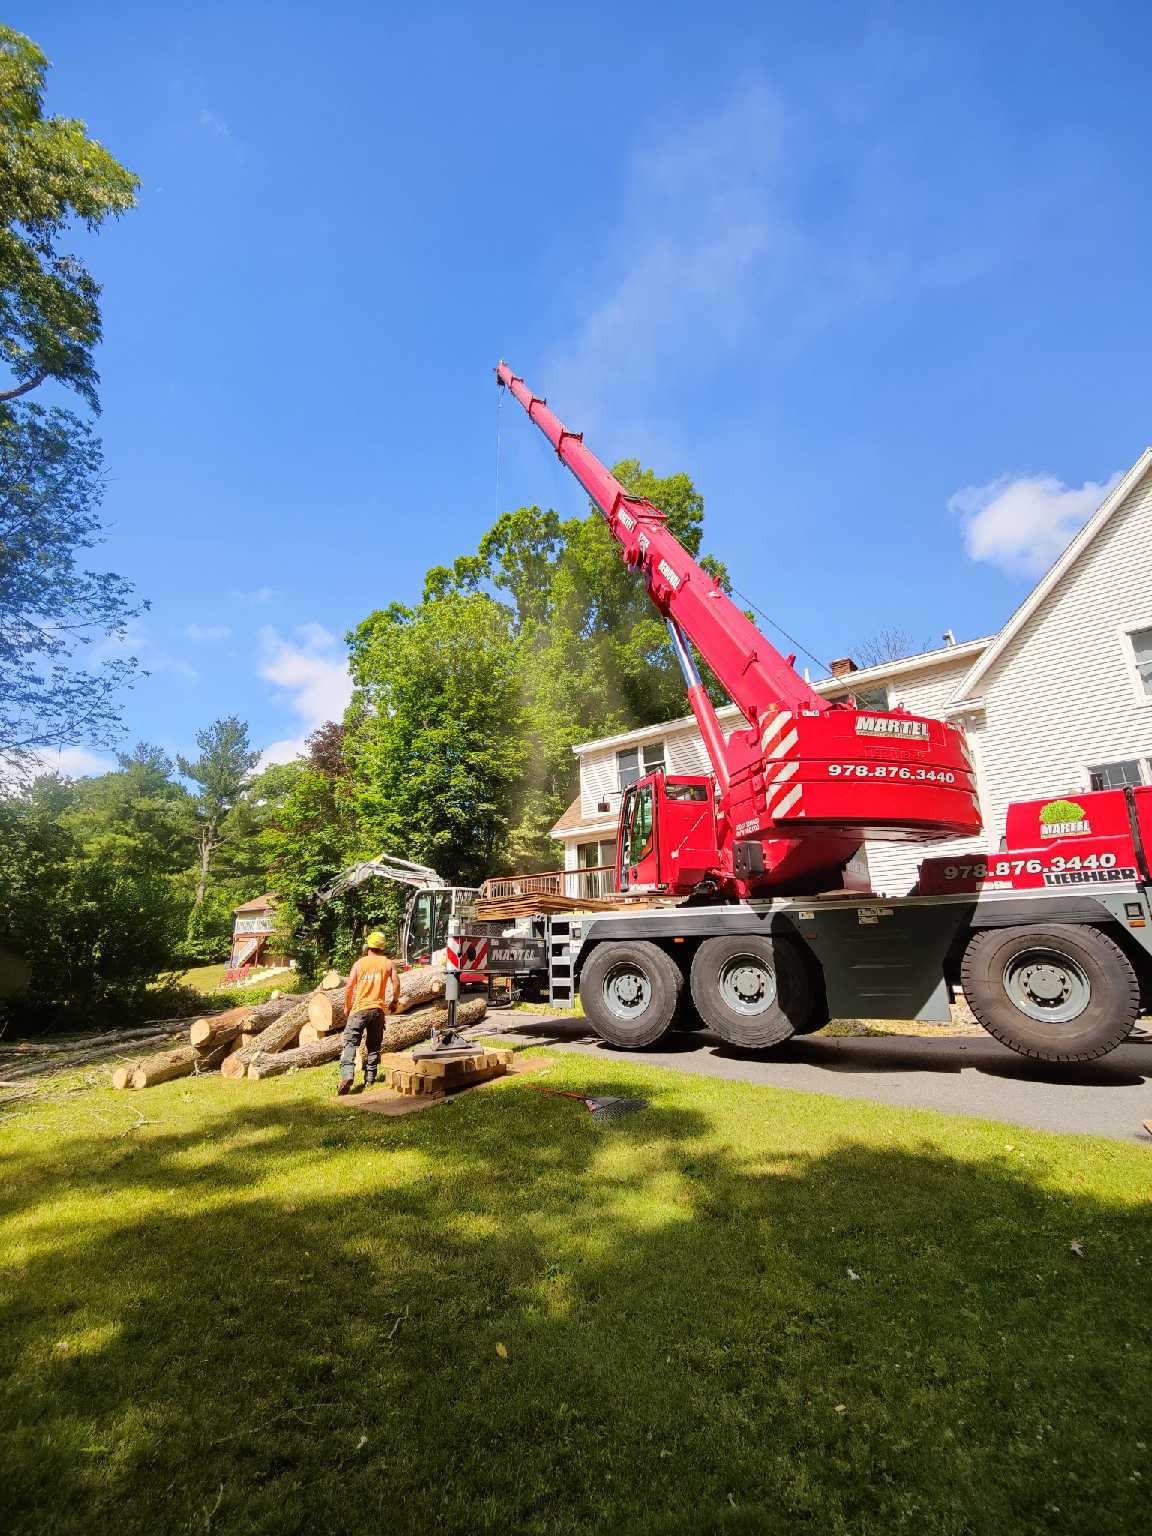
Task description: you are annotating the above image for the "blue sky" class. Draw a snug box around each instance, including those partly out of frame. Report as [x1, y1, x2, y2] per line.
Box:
[19, 0, 1152, 773]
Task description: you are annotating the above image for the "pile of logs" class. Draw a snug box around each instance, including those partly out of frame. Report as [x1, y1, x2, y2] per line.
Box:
[110, 963, 482, 1089]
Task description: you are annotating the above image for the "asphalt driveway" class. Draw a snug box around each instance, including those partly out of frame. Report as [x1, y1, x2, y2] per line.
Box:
[486, 1015, 1152, 1143]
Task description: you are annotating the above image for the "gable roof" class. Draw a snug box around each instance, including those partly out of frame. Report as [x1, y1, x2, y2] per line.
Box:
[953, 447, 1152, 703]
[234, 892, 277, 913]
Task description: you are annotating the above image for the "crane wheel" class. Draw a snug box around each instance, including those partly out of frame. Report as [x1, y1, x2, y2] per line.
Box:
[960, 923, 1140, 1062]
[579, 940, 683, 1049]
[689, 934, 813, 1049]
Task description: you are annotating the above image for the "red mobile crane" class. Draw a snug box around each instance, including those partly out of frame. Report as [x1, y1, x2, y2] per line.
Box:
[495, 362, 982, 899]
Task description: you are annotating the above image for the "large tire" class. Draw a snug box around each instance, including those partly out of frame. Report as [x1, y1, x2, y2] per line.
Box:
[960, 923, 1140, 1062]
[689, 934, 813, 1049]
[579, 940, 683, 1049]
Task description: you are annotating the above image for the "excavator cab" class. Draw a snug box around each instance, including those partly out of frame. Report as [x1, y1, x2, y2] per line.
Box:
[400, 886, 479, 965]
[618, 774, 719, 894]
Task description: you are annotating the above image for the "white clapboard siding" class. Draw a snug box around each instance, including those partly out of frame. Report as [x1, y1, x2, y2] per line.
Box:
[858, 655, 986, 895]
[957, 470, 1152, 838]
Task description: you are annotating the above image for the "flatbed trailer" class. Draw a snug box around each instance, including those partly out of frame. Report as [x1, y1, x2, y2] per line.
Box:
[449, 876, 1152, 1064]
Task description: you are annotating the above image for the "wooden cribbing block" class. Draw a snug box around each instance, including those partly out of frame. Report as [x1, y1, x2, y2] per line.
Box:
[385, 1048, 512, 1097]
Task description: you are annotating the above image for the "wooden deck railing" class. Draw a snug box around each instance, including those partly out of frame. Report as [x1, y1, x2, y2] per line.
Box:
[479, 865, 616, 903]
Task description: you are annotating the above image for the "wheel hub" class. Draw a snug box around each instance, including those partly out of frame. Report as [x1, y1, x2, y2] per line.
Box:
[603, 962, 651, 1019]
[718, 954, 777, 1016]
[1003, 948, 1090, 1025]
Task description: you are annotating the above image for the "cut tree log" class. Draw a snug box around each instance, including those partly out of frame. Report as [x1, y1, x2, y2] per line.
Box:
[297, 1022, 324, 1046]
[304, 986, 345, 1034]
[189, 1006, 251, 1051]
[110, 1039, 230, 1090]
[245, 996, 488, 1081]
[319, 968, 344, 990]
[220, 995, 313, 1078]
[247, 1036, 343, 1079]
[244, 993, 306, 1028]
[189, 993, 300, 1051]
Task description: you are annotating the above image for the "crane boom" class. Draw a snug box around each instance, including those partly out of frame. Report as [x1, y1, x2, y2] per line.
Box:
[496, 361, 982, 895]
[495, 362, 824, 727]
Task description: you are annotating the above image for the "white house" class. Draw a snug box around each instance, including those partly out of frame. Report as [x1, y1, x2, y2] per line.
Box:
[550, 447, 1152, 897]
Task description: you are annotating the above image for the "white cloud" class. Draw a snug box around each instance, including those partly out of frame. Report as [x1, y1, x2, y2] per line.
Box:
[548, 85, 798, 422]
[27, 747, 117, 779]
[257, 623, 353, 768]
[91, 621, 199, 679]
[950, 471, 1122, 577]
[185, 623, 231, 642]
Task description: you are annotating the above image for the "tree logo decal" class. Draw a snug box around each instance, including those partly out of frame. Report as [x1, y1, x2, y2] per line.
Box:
[1038, 798, 1091, 837]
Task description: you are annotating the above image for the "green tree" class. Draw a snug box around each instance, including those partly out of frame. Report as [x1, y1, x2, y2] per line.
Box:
[177, 717, 261, 919]
[261, 726, 362, 978]
[0, 26, 139, 407]
[0, 404, 145, 771]
[0, 771, 187, 1033]
[345, 593, 524, 885]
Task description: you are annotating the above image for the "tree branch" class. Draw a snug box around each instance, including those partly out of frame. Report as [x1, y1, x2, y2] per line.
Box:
[0, 372, 49, 403]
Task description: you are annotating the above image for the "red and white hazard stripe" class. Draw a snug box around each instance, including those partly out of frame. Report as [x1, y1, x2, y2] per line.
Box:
[445, 937, 489, 973]
[760, 710, 798, 761]
[760, 712, 804, 819]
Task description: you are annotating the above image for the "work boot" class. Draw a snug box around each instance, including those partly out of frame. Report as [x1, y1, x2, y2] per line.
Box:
[336, 1076, 353, 1097]
[363, 1071, 377, 1091]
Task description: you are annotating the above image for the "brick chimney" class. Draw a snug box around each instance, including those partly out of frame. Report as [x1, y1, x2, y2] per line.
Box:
[829, 657, 858, 678]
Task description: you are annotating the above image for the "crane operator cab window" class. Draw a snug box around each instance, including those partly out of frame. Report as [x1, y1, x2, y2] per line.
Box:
[618, 782, 656, 890]
[406, 889, 449, 964]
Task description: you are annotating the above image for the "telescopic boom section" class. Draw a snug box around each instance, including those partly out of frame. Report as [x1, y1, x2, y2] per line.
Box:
[496, 363, 825, 725]
[496, 361, 982, 892]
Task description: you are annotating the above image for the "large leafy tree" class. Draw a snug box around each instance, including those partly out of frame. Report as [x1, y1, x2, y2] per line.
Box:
[345, 592, 524, 885]
[0, 406, 145, 770]
[0, 765, 190, 1033]
[423, 459, 727, 867]
[0, 26, 139, 407]
[0, 27, 142, 772]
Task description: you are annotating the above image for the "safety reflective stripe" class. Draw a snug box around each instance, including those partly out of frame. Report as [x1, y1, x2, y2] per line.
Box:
[773, 785, 804, 818]
[760, 711, 793, 750]
[766, 729, 799, 759]
[447, 938, 488, 973]
[762, 761, 799, 812]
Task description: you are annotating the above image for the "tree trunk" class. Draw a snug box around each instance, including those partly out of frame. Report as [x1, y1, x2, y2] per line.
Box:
[305, 988, 346, 1034]
[193, 819, 218, 910]
[319, 969, 344, 991]
[220, 995, 312, 1078]
[189, 993, 300, 1051]
[111, 1040, 229, 1089]
[247, 1037, 344, 1079]
[246, 996, 487, 1080]
[189, 1006, 251, 1051]
[245, 993, 305, 1027]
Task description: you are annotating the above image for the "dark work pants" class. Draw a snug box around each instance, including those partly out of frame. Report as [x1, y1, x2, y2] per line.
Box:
[340, 1008, 386, 1082]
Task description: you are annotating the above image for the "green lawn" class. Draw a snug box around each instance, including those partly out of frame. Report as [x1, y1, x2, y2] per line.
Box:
[2, 1053, 1150, 1535]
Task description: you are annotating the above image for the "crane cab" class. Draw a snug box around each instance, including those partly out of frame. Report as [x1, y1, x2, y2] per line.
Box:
[617, 774, 719, 895]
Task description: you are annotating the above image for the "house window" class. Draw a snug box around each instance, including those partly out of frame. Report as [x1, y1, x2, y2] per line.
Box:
[1088, 759, 1145, 791]
[579, 839, 615, 869]
[617, 740, 665, 790]
[1131, 627, 1152, 698]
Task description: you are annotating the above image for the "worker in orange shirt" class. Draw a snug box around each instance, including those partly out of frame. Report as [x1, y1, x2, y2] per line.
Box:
[337, 931, 400, 1095]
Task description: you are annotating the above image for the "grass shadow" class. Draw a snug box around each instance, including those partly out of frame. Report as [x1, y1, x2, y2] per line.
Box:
[1, 1061, 1150, 1534]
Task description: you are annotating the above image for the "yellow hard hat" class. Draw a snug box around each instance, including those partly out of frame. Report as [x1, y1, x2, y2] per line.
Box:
[364, 930, 388, 950]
